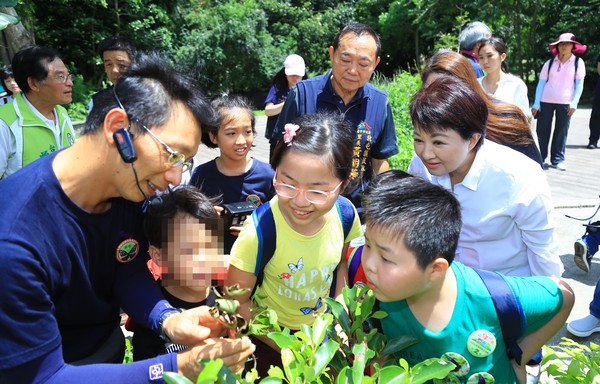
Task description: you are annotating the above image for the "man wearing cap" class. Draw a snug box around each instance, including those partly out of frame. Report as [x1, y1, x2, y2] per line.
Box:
[272, 22, 399, 213]
[532, 32, 587, 171]
[458, 21, 492, 78]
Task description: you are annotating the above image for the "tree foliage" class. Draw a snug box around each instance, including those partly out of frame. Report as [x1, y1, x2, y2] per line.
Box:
[3, 0, 599, 98]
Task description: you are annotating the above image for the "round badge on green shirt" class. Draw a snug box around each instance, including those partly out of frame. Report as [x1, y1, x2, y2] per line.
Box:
[466, 329, 497, 358]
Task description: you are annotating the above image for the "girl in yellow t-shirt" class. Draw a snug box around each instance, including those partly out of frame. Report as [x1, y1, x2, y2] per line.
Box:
[225, 113, 362, 376]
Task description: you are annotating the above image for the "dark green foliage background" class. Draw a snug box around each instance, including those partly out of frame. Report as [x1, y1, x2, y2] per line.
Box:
[9, 0, 599, 153]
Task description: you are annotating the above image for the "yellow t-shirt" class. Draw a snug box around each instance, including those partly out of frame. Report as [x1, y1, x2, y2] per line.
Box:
[230, 196, 362, 329]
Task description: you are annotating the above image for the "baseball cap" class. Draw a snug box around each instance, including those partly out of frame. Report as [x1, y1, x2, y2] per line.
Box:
[284, 54, 306, 77]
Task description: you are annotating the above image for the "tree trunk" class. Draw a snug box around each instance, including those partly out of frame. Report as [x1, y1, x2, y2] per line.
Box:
[0, 6, 34, 61]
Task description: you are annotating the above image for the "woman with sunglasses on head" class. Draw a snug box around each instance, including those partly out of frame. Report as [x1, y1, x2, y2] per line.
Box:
[225, 113, 362, 377]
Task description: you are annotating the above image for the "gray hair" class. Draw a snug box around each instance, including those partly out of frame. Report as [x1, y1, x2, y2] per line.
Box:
[458, 21, 491, 51]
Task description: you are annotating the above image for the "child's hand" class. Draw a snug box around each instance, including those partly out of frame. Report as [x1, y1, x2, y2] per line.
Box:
[162, 305, 230, 346]
[214, 206, 224, 215]
[229, 225, 243, 236]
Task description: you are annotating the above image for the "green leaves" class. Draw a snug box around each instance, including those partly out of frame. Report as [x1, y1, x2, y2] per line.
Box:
[542, 338, 600, 383]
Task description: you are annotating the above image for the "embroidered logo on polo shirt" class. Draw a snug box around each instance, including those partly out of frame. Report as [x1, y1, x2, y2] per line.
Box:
[116, 238, 139, 263]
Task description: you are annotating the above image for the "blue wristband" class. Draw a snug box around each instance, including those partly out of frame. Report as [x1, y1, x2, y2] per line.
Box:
[158, 307, 184, 342]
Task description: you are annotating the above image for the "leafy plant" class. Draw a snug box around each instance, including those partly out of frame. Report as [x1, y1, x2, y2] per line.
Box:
[541, 337, 600, 383]
[373, 71, 422, 171]
[161, 285, 458, 384]
[122, 337, 133, 364]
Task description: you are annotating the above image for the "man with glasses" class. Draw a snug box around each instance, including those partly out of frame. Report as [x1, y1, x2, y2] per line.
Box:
[0, 45, 76, 179]
[0, 53, 255, 383]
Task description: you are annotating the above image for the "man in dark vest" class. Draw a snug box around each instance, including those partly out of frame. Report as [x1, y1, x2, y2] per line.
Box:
[273, 22, 399, 214]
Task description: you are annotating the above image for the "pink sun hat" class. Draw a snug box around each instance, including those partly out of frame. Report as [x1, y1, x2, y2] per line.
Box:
[549, 33, 587, 56]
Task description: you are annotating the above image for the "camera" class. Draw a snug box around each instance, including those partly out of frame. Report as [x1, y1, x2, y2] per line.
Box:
[221, 201, 257, 227]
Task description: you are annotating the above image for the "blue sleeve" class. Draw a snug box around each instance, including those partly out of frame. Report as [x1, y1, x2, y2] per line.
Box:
[532, 79, 547, 110]
[475, 66, 485, 78]
[115, 252, 174, 334]
[1, 344, 177, 383]
[272, 87, 299, 141]
[264, 85, 278, 105]
[371, 101, 400, 159]
[571, 78, 584, 108]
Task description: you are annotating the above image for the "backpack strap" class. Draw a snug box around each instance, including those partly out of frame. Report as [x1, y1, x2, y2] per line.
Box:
[547, 56, 579, 85]
[252, 201, 275, 291]
[473, 268, 526, 365]
[331, 196, 358, 293]
[335, 195, 356, 240]
[251, 196, 356, 297]
[347, 245, 364, 285]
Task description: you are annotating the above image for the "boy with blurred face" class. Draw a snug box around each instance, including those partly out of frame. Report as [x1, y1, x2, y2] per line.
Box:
[132, 186, 228, 361]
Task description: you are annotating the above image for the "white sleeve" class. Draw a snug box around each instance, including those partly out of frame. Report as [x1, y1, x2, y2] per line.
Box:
[513, 172, 564, 277]
[0, 120, 15, 179]
[514, 78, 532, 119]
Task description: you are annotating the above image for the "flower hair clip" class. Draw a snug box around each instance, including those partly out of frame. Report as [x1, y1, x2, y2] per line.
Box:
[283, 123, 300, 147]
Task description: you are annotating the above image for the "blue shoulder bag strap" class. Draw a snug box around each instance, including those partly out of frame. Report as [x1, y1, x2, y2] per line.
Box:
[252, 201, 275, 292]
[331, 195, 356, 295]
[335, 195, 355, 239]
[473, 268, 526, 365]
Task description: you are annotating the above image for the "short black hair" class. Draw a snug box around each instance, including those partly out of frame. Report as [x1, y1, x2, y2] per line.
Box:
[202, 93, 256, 148]
[1, 65, 15, 96]
[83, 52, 218, 137]
[144, 185, 221, 247]
[333, 22, 381, 58]
[98, 35, 137, 61]
[363, 170, 462, 269]
[271, 112, 355, 182]
[11, 45, 62, 93]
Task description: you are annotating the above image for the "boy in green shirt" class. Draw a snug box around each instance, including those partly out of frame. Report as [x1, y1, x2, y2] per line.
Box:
[359, 171, 574, 383]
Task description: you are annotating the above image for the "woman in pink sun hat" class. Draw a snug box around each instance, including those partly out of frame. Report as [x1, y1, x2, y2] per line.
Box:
[549, 33, 587, 56]
[531, 32, 587, 171]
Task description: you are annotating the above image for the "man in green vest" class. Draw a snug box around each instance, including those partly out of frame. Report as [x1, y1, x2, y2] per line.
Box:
[0, 45, 76, 179]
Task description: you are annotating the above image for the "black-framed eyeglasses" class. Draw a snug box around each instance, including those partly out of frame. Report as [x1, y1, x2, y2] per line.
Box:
[272, 169, 343, 205]
[51, 73, 74, 84]
[112, 87, 193, 173]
